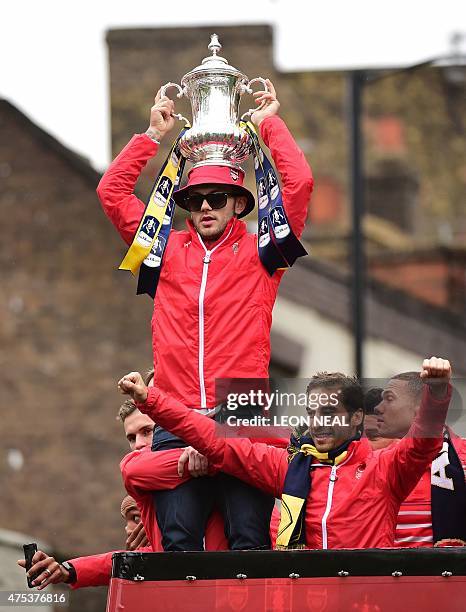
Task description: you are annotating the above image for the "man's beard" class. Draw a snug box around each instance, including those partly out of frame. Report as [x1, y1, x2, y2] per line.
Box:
[197, 224, 227, 243]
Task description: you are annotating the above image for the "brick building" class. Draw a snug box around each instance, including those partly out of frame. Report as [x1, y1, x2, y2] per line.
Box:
[0, 99, 153, 562]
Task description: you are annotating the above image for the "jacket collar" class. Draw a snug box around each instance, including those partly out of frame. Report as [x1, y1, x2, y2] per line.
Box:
[186, 216, 247, 251]
[350, 436, 372, 462]
[311, 437, 371, 467]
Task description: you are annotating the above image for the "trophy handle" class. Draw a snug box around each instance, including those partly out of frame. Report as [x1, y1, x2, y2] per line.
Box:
[160, 82, 190, 125]
[240, 78, 270, 121]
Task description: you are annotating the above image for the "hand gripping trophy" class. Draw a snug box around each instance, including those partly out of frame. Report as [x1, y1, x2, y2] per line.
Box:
[98, 34, 314, 552]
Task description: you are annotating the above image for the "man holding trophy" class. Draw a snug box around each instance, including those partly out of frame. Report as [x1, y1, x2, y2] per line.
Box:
[98, 36, 313, 551]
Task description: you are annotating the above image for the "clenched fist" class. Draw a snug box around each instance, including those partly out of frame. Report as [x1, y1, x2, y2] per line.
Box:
[420, 356, 451, 399]
[118, 372, 149, 404]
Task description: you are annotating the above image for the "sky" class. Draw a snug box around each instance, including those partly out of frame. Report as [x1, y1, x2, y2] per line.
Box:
[1, 0, 465, 170]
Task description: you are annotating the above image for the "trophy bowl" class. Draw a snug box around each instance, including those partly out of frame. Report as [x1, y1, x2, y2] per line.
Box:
[160, 34, 268, 169]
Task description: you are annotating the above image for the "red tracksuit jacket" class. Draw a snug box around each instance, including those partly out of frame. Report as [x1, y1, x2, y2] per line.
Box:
[136, 384, 451, 549]
[395, 428, 466, 547]
[121, 445, 281, 553]
[97, 115, 313, 409]
[68, 449, 229, 589]
[120, 447, 229, 553]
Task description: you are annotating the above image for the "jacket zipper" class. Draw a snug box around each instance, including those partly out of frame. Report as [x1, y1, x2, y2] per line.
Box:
[319, 450, 355, 549]
[321, 465, 338, 549]
[198, 252, 210, 408]
[197, 226, 234, 408]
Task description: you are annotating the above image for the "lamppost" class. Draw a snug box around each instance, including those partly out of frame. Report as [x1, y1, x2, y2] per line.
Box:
[348, 70, 366, 381]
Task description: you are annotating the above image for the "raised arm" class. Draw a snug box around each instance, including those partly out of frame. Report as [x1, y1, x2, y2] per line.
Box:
[118, 372, 288, 498]
[96, 91, 176, 244]
[96, 136, 156, 244]
[252, 80, 314, 239]
[381, 357, 452, 502]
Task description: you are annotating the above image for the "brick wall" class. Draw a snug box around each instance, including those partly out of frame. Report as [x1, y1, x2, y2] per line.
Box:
[370, 261, 450, 307]
[369, 250, 466, 313]
[0, 101, 153, 557]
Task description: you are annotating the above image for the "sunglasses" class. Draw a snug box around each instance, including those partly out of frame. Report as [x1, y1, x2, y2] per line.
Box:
[184, 192, 234, 212]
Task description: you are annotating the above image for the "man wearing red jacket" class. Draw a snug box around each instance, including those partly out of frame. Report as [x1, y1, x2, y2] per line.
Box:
[119, 394, 229, 553]
[375, 370, 466, 547]
[17, 403, 228, 591]
[17, 496, 152, 590]
[98, 80, 313, 551]
[118, 357, 452, 549]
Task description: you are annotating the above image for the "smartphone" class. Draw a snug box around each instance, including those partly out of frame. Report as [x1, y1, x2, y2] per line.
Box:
[23, 543, 38, 588]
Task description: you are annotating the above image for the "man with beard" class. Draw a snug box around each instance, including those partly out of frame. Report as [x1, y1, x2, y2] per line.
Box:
[118, 357, 452, 549]
[376, 370, 466, 547]
[98, 80, 313, 550]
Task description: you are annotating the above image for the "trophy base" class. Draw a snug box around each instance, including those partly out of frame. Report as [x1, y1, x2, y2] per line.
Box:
[180, 128, 251, 169]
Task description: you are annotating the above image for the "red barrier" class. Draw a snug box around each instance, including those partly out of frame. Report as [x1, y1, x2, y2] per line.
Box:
[106, 549, 466, 611]
[106, 576, 466, 611]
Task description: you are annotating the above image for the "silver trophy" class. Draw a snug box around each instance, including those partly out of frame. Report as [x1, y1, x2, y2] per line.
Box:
[160, 34, 268, 169]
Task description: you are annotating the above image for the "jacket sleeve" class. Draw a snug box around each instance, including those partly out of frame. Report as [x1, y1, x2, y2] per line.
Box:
[120, 447, 193, 498]
[96, 134, 158, 245]
[68, 545, 153, 589]
[137, 387, 288, 498]
[380, 384, 452, 502]
[67, 552, 114, 589]
[449, 429, 466, 462]
[259, 115, 314, 239]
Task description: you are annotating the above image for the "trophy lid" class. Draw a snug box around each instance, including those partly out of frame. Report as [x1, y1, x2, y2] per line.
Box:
[182, 34, 248, 80]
